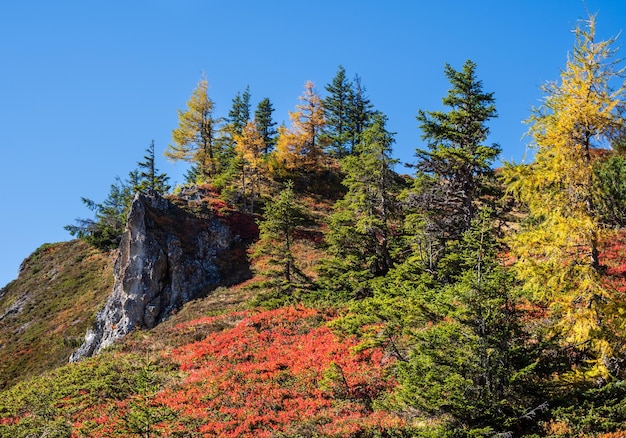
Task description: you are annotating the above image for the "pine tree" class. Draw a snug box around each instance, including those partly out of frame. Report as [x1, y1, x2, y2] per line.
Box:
[503, 14, 626, 379]
[412, 59, 500, 273]
[136, 140, 170, 195]
[324, 65, 354, 157]
[254, 97, 278, 154]
[165, 78, 222, 181]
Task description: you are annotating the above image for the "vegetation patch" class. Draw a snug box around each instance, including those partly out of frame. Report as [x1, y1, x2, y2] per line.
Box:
[0, 240, 114, 389]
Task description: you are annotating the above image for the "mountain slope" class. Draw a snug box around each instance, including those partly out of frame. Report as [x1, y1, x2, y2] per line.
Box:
[0, 240, 114, 389]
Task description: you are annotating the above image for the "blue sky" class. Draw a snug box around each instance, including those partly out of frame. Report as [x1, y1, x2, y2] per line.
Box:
[1, 0, 625, 287]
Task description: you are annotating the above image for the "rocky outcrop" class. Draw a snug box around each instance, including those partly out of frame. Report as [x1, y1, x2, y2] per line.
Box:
[70, 190, 252, 361]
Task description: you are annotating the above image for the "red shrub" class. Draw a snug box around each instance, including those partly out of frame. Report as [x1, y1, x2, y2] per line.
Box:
[53, 307, 401, 436]
[154, 306, 402, 436]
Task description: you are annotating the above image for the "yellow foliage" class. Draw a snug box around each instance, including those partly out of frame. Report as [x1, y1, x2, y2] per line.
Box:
[503, 14, 626, 379]
[165, 78, 219, 179]
[273, 124, 301, 174]
[233, 121, 269, 211]
[271, 81, 328, 175]
[543, 419, 571, 436]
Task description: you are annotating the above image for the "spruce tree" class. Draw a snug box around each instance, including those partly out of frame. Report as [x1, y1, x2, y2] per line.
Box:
[67, 144, 170, 249]
[349, 74, 375, 153]
[319, 113, 400, 297]
[65, 174, 136, 250]
[227, 86, 251, 136]
[413, 59, 500, 273]
[183, 165, 201, 186]
[395, 211, 530, 432]
[254, 97, 277, 154]
[215, 87, 254, 191]
[324, 65, 354, 157]
[136, 140, 170, 194]
[254, 181, 308, 296]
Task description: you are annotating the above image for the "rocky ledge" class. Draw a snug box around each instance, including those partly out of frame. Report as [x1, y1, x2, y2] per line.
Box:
[70, 190, 252, 361]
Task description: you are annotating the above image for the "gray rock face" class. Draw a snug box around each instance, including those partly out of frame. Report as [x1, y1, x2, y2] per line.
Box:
[70, 191, 249, 361]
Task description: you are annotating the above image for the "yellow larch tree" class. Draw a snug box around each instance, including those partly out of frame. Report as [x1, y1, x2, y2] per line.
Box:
[504, 14, 626, 380]
[234, 121, 266, 213]
[165, 78, 221, 181]
[274, 81, 328, 174]
[273, 124, 299, 174]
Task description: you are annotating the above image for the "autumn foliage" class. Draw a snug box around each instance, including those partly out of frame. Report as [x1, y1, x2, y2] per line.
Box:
[153, 307, 402, 437]
[0, 307, 404, 437]
[7, 10, 626, 438]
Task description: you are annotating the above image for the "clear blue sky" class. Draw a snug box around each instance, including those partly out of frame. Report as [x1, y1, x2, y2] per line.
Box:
[1, 1, 625, 288]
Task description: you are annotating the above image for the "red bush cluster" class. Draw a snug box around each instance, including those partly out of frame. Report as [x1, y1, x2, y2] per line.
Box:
[223, 211, 259, 242]
[155, 306, 402, 436]
[66, 307, 402, 437]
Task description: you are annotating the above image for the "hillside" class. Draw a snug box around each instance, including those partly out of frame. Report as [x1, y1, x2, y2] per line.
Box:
[3, 175, 626, 436]
[0, 240, 114, 389]
[4, 14, 626, 435]
[0, 185, 412, 437]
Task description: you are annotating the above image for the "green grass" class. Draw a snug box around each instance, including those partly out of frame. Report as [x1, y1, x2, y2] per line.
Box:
[0, 240, 114, 389]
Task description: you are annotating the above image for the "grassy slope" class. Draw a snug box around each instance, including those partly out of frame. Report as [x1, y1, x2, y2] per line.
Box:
[0, 240, 114, 389]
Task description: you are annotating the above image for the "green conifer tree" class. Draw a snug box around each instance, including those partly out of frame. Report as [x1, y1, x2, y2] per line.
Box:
[319, 113, 400, 298]
[412, 59, 500, 274]
[395, 211, 530, 433]
[324, 65, 354, 157]
[214, 87, 254, 190]
[348, 74, 375, 153]
[254, 181, 308, 298]
[65, 174, 136, 250]
[136, 140, 171, 194]
[254, 97, 278, 154]
[227, 86, 251, 136]
[66, 144, 170, 250]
